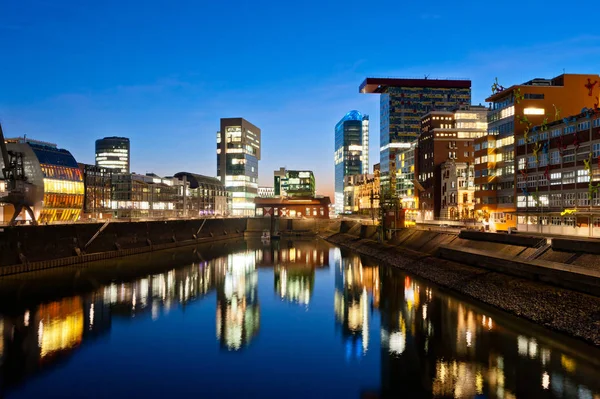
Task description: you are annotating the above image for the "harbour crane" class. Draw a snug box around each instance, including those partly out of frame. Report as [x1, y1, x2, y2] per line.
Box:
[0, 122, 38, 225]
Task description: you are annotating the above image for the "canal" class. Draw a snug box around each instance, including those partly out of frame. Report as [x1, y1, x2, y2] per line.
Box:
[0, 238, 599, 398]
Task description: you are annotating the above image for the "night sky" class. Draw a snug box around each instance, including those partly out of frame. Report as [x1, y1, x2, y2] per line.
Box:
[1, 0, 598, 199]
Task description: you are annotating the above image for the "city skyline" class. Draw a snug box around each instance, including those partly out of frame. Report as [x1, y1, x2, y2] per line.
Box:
[1, 0, 599, 200]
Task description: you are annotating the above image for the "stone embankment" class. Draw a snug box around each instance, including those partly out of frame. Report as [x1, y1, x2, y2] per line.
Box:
[327, 222, 600, 347]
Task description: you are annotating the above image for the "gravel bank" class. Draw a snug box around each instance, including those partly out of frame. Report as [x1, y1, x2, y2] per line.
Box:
[327, 233, 600, 347]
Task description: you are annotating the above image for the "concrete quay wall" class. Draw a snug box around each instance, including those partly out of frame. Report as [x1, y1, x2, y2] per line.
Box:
[0, 218, 247, 271]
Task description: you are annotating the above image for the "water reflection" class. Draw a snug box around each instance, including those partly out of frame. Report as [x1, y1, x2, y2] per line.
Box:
[0, 239, 599, 399]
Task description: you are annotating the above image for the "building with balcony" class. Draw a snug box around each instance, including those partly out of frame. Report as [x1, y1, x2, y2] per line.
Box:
[217, 118, 261, 216]
[335, 111, 369, 214]
[475, 73, 600, 231]
[440, 161, 475, 220]
[415, 105, 486, 220]
[1, 137, 83, 224]
[95, 137, 130, 174]
[513, 106, 600, 236]
[359, 78, 471, 195]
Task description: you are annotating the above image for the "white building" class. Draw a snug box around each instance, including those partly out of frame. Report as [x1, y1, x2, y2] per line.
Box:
[440, 161, 475, 220]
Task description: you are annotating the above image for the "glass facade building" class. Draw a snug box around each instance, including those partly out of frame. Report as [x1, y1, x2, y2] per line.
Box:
[217, 118, 261, 217]
[95, 137, 130, 174]
[360, 78, 471, 195]
[335, 111, 368, 214]
[1, 138, 83, 224]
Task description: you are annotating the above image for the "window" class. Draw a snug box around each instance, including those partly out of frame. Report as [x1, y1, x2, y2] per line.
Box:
[593, 143, 600, 158]
[481, 155, 488, 163]
[578, 191, 589, 206]
[595, 119, 600, 128]
[564, 217, 576, 227]
[551, 128, 561, 138]
[518, 157, 526, 170]
[540, 132, 549, 141]
[524, 108, 545, 115]
[550, 172, 561, 185]
[527, 156, 536, 168]
[517, 195, 526, 208]
[463, 193, 468, 203]
[563, 149, 575, 163]
[551, 216, 561, 226]
[578, 169, 590, 183]
[564, 192, 576, 206]
[517, 138, 525, 146]
[539, 174, 548, 186]
[550, 194, 562, 207]
[474, 143, 481, 151]
[563, 126, 575, 134]
[527, 175, 536, 187]
[540, 216, 549, 225]
[563, 171, 575, 185]
[524, 93, 544, 100]
[464, 152, 468, 157]
[539, 155, 548, 167]
[578, 121, 591, 131]
[550, 151, 560, 165]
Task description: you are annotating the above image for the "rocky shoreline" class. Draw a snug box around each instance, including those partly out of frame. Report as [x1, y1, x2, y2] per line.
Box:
[326, 233, 600, 348]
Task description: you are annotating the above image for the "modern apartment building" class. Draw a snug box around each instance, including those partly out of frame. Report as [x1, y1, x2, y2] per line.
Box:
[217, 118, 261, 216]
[359, 78, 471, 194]
[95, 137, 130, 174]
[415, 105, 487, 219]
[474, 74, 600, 231]
[513, 104, 600, 236]
[273, 168, 315, 198]
[335, 110, 369, 214]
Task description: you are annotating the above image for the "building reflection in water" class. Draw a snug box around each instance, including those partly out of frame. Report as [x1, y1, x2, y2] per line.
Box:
[269, 240, 330, 306]
[215, 251, 260, 351]
[334, 249, 379, 361]
[370, 263, 600, 399]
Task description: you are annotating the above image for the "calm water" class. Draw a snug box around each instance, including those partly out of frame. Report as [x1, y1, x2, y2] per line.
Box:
[1, 238, 599, 399]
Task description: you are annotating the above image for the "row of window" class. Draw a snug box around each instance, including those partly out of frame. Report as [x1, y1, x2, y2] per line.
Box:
[517, 192, 600, 208]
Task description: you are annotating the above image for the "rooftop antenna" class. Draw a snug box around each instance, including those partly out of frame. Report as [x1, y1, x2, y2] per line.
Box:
[424, 74, 430, 80]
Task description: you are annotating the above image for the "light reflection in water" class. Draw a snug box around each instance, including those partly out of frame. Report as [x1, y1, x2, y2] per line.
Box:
[0, 240, 598, 399]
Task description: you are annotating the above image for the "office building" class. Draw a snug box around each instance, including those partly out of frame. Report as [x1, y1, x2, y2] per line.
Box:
[0, 137, 84, 224]
[474, 73, 600, 231]
[95, 137, 130, 174]
[217, 118, 261, 216]
[416, 105, 487, 219]
[335, 110, 369, 214]
[273, 168, 316, 198]
[274, 167, 287, 196]
[79, 163, 113, 220]
[395, 145, 417, 217]
[258, 186, 275, 198]
[360, 78, 471, 194]
[173, 172, 228, 217]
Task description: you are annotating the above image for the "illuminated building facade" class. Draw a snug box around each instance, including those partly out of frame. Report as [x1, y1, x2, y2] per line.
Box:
[95, 136, 130, 174]
[79, 163, 113, 220]
[217, 118, 261, 217]
[416, 105, 486, 219]
[514, 108, 600, 236]
[111, 173, 186, 219]
[359, 78, 471, 195]
[173, 172, 228, 217]
[254, 196, 331, 218]
[335, 110, 369, 214]
[440, 161, 475, 220]
[258, 186, 275, 198]
[0, 137, 83, 224]
[395, 144, 417, 216]
[475, 74, 600, 231]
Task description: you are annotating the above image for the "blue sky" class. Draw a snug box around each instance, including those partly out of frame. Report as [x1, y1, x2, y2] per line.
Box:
[1, 0, 599, 199]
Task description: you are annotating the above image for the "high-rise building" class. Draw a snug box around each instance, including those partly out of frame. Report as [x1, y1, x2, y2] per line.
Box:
[335, 110, 369, 214]
[217, 118, 261, 216]
[359, 78, 471, 195]
[474, 73, 600, 231]
[95, 137, 130, 174]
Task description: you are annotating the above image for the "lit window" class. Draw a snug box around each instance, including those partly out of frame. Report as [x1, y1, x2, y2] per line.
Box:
[524, 108, 545, 115]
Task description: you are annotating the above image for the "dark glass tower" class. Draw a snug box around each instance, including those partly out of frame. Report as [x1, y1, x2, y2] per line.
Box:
[95, 137, 130, 174]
